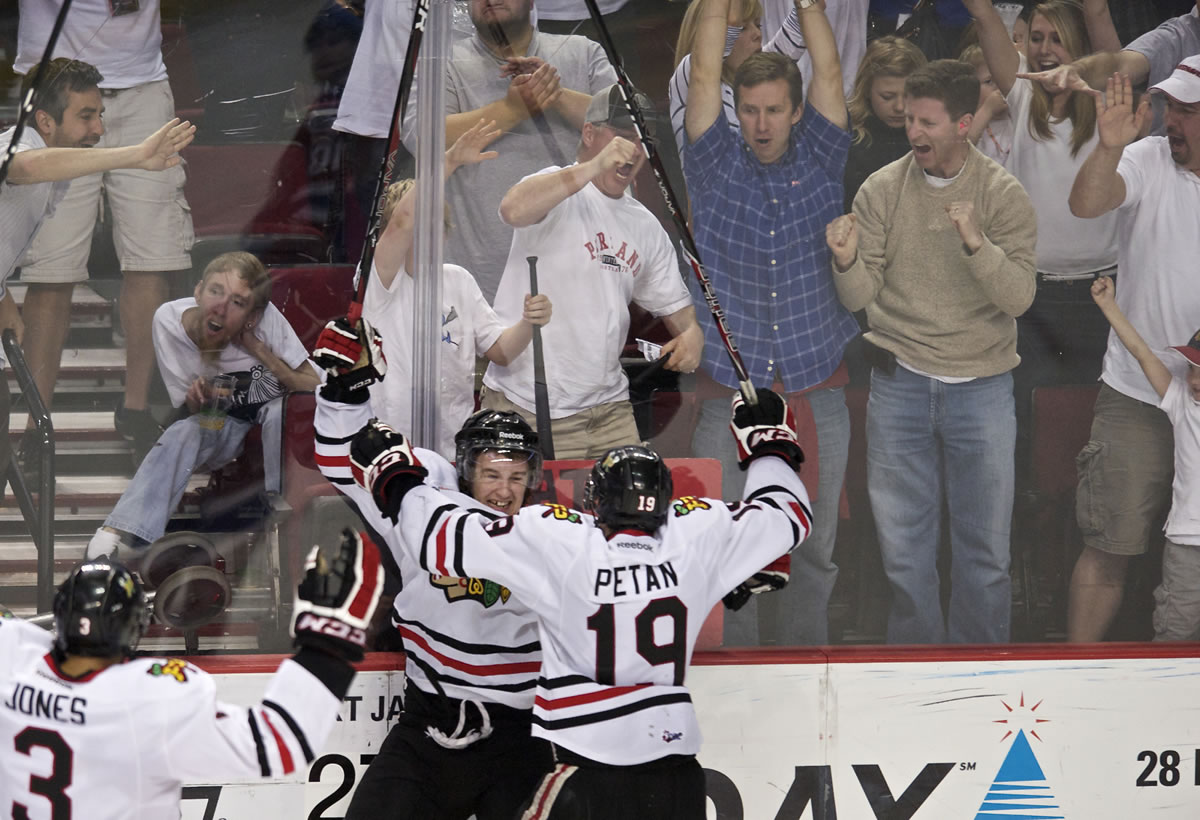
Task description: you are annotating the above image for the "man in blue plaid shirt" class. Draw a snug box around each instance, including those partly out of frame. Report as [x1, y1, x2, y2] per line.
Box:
[682, 0, 858, 646]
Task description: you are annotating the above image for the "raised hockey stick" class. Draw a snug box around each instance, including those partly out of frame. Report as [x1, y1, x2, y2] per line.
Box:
[580, 0, 757, 405]
[0, 0, 76, 189]
[347, 0, 431, 322]
[527, 256, 556, 460]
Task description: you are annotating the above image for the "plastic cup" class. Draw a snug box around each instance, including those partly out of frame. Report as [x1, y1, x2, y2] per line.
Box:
[198, 374, 236, 431]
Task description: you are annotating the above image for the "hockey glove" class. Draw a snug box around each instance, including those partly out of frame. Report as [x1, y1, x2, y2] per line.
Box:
[292, 528, 384, 662]
[314, 317, 387, 404]
[729, 389, 804, 471]
[722, 555, 791, 611]
[350, 419, 428, 522]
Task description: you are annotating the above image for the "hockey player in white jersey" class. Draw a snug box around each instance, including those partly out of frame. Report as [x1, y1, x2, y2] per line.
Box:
[0, 528, 383, 820]
[310, 318, 553, 819]
[345, 379, 813, 818]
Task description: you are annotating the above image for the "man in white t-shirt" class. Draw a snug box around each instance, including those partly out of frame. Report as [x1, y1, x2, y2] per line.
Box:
[0, 57, 193, 494]
[85, 252, 318, 559]
[481, 84, 703, 460]
[364, 119, 552, 459]
[1064, 60, 1200, 642]
[15, 0, 197, 465]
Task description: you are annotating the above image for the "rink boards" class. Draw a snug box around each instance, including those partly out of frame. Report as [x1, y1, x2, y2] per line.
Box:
[186, 646, 1200, 819]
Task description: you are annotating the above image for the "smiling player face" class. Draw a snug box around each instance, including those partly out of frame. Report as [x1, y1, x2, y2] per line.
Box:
[470, 451, 532, 516]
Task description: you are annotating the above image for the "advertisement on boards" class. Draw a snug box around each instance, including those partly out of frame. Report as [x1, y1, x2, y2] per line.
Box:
[185, 655, 1200, 819]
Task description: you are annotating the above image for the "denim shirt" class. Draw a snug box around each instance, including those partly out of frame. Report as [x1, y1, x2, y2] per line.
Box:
[683, 103, 859, 392]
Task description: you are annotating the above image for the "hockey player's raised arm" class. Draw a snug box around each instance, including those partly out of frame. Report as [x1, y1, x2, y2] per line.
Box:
[716, 389, 814, 609]
[165, 530, 383, 783]
[1, 539, 381, 814]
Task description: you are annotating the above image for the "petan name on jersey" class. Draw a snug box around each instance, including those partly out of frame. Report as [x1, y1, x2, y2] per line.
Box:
[593, 559, 679, 601]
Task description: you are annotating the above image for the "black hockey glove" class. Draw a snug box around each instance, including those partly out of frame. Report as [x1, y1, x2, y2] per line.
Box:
[722, 554, 791, 611]
[292, 529, 384, 662]
[729, 389, 804, 471]
[314, 317, 387, 404]
[350, 420, 428, 522]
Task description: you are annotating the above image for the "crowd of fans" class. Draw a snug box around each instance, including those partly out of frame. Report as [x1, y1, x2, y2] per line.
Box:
[2, 0, 1198, 649]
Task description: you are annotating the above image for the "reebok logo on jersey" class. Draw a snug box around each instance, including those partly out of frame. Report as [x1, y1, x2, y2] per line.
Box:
[147, 659, 191, 683]
[672, 496, 710, 517]
[429, 573, 512, 608]
[613, 540, 653, 552]
[662, 730, 683, 743]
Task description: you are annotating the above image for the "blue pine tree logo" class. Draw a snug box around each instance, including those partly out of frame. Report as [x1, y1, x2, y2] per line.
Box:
[974, 730, 1064, 819]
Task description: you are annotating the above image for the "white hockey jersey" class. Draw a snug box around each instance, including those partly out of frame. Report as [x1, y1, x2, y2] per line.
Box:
[0, 617, 341, 820]
[314, 394, 542, 710]
[397, 456, 813, 765]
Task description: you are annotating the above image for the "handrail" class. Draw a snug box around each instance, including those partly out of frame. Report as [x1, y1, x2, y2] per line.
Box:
[3, 328, 55, 612]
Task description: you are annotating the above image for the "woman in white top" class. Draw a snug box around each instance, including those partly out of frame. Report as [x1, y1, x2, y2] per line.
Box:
[965, 0, 1120, 460]
[669, 0, 765, 153]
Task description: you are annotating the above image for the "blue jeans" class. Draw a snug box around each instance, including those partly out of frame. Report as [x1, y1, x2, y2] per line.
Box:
[691, 385, 850, 646]
[106, 398, 283, 545]
[867, 367, 1015, 644]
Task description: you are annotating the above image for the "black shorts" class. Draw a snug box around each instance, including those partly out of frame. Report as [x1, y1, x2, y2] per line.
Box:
[519, 748, 705, 820]
[346, 684, 553, 820]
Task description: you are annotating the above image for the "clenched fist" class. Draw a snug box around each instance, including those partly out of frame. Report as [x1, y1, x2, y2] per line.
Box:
[825, 214, 858, 271]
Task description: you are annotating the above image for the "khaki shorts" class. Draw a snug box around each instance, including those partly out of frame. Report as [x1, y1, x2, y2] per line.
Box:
[1153, 539, 1200, 641]
[19, 80, 193, 283]
[1075, 383, 1174, 556]
[480, 387, 641, 461]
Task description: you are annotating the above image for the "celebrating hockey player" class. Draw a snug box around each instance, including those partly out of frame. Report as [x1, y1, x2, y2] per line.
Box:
[311, 317, 553, 819]
[0, 529, 383, 819]
[319, 317, 813, 819]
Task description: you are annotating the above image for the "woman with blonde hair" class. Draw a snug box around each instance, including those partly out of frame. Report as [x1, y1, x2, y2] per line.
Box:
[669, 0, 851, 156]
[963, 0, 1118, 465]
[843, 35, 926, 210]
[669, 0, 765, 150]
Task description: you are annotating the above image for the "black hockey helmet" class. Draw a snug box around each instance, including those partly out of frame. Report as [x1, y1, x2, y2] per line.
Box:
[53, 559, 149, 659]
[583, 446, 673, 533]
[454, 410, 544, 492]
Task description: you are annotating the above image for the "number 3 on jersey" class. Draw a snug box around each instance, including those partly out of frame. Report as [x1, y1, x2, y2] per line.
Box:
[586, 597, 687, 686]
[13, 727, 73, 819]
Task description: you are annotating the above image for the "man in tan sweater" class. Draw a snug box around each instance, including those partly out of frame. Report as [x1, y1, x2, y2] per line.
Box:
[826, 59, 1037, 644]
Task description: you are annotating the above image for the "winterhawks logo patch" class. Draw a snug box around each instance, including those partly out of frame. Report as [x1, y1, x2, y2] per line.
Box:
[540, 502, 581, 523]
[429, 574, 512, 608]
[147, 659, 190, 683]
[672, 496, 710, 517]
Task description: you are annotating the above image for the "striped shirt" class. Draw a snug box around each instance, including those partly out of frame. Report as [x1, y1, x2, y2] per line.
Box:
[314, 393, 541, 709]
[683, 106, 859, 393]
[397, 457, 813, 765]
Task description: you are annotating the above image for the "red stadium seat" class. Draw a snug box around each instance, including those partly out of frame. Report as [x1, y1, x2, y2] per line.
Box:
[160, 22, 205, 125]
[268, 264, 356, 349]
[183, 142, 328, 265]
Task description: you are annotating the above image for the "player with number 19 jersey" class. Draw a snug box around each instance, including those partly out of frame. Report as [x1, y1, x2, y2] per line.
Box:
[397, 456, 811, 764]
